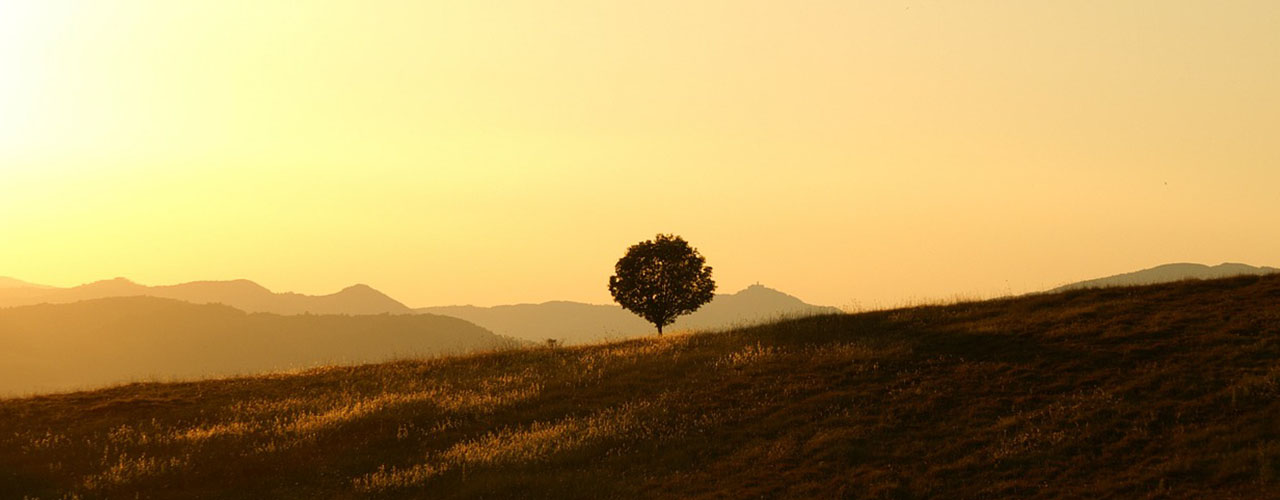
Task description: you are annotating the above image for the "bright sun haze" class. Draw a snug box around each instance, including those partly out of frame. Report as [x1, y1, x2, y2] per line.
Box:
[1, 1, 1277, 308]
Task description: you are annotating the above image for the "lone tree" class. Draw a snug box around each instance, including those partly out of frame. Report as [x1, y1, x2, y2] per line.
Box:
[608, 234, 716, 335]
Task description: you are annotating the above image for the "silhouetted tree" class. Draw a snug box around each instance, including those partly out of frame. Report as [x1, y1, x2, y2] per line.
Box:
[608, 234, 716, 335]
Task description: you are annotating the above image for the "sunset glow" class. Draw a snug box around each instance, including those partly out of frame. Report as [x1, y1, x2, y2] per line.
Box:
[3, 1, 1277, 308]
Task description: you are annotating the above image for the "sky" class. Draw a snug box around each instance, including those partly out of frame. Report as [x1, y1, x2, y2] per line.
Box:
[1, 1, 1277, 309]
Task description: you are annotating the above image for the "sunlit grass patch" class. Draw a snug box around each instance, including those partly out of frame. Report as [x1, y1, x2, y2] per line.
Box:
[585, 334, 693, 364]
[81, 453, 190, 491]
[171, 421, 257, 443]
[715, 340, 891, 371]
[353, 398, 660, 491]
[715, 342, 782, 369]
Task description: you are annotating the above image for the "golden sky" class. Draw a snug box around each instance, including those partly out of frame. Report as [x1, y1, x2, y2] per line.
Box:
[2, 1, 1278, 308]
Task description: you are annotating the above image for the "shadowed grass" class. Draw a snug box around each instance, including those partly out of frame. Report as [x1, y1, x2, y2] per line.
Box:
[2, 274, 1279, 499]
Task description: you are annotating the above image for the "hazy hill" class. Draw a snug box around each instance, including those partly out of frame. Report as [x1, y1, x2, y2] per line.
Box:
[0, 277, 52, 289]
[419, 284, 841, 344]
[1049, 262, 1279, 293]
[0, 277, 413, 315]
[0, 278, 59, 305]
[5, 275, 1276, 498]
[0, 297, 517, 396]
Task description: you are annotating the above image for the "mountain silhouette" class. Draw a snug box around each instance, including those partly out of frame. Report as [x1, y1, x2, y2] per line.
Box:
[0, 296, 518, 396]
[1048, 262, 1280, 293]
[0, 278, 412, 315]
[418, 284, 840, 344]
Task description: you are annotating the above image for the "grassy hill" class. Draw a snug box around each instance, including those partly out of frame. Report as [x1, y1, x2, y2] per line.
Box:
[3, 275, 1279, 499]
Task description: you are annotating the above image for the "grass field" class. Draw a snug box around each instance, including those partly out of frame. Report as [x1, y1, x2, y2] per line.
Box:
[3, 275, 1279, 499]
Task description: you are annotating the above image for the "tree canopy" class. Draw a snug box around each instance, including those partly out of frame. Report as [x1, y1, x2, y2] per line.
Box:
[608, 234, 716, 335]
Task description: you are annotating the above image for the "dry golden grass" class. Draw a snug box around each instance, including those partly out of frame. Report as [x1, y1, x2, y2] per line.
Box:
[3, 274, 1280, 499]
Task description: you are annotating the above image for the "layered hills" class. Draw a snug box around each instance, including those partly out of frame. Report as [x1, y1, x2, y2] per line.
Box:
[0, 277, 412, 315]
[0, 297, 518, 396]
[420, 284, 841, 344]
[3, 274, 1277, 498]
[0, 277, 841, 345]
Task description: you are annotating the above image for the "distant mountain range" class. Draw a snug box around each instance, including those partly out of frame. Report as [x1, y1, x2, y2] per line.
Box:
[0, 297, 519, 396]
[0, 277, 842, 344]
[0, 276, 841, 394]
[8, 262, 1274, 347]
[1049, 262, 1280, 293]
[0, 277, 412, 315]
[419, 284, 842, 344]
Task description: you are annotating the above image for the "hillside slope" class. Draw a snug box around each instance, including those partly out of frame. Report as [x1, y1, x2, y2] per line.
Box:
[3, 275, 1279, 499]
[0, 297, 517, 396]
[1049, 262, 1279, 293]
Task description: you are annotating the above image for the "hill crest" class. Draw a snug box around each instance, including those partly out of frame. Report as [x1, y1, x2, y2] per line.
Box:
[1050, 262, 1279, 292]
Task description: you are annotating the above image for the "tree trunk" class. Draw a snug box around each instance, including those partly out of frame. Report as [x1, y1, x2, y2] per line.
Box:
[657, 324, 663, 336]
